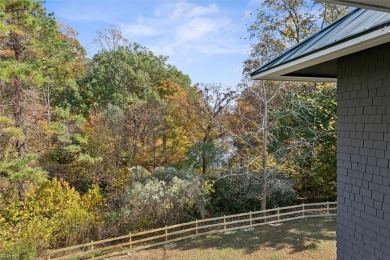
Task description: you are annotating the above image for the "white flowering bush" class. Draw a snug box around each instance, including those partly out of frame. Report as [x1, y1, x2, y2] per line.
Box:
[118, 167, 209, 231]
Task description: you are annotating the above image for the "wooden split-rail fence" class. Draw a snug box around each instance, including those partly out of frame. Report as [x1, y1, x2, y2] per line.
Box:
[45, 201, 337, 259]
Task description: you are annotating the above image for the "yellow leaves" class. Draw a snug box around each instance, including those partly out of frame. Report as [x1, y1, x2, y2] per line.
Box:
[0, 116, 14, 125]
[0, 178, 101, 250]
[2, 127, 25, 141]
[166, 202, 173, 209]
[328, 120, 336, 131]
[203, 179, 215, 195]
[82, 184, 104, 212]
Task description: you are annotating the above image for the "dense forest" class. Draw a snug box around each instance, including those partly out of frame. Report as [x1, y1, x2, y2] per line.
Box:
[0, 0, 347, 257]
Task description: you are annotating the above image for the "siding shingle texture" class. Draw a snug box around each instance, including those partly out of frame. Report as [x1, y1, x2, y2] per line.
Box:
[337, 42, 390, 260]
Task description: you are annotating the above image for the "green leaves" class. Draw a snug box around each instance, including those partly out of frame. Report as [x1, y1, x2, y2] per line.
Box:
[73, 31, 190, 112]
[270, 85, 337, 200]
[1, 127, 25, 143]
[0, 153, 47, 182]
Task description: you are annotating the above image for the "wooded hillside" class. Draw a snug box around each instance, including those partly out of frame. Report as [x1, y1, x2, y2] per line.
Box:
[0, 0, 346, 257]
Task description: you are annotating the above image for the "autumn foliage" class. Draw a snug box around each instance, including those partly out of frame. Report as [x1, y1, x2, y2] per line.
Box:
[0, 0, 342, 257]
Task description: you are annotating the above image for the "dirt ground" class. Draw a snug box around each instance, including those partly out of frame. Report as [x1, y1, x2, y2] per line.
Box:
[113, 217, 336, 260]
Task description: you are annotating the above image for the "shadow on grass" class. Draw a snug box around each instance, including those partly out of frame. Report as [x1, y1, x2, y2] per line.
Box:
[173, 217, 336, 256]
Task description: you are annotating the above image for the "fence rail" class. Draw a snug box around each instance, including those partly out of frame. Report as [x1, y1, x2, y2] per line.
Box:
[45, 201, 337, 259]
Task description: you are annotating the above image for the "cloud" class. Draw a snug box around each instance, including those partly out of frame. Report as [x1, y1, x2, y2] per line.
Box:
[175, 17, 226, 42]
[120, 0, 245, 57]
[170, 2, 219, 20]
[46, 0, 251, 85]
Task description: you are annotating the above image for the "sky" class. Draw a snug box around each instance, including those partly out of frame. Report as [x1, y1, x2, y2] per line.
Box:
[44, 0, 258, 87]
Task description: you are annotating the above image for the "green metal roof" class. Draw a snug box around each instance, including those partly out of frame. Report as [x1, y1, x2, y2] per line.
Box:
[251, 8, 390, 81]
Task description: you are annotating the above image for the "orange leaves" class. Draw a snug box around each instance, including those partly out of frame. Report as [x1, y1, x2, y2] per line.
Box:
[0, 49, 15, 59]
[154, 80, 183, 100]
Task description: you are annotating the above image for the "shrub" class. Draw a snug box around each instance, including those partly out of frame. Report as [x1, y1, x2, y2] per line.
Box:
[266, 173, 296, 208]
[0, 179, 102, 254]
[209, 169, 296, 215]
[117, 167, 209, 231]
[0, 238, 38, 260]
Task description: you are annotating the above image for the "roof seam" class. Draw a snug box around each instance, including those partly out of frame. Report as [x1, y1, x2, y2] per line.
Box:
[250, 8, 360, 76]
[250, 8, 390, 78]
[252, 22, 390, 76]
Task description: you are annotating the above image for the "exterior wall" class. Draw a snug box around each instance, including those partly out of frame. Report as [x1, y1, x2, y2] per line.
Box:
[337, 42, 390, 259]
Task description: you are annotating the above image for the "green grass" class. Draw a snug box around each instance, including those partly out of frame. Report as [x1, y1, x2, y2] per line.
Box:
[126, 217, 336, 260]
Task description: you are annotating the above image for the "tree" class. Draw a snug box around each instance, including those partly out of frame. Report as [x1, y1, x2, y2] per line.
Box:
[73, 29, 191, 113]
[39, 107, 101, 192]
[0, 0, 86, 200]
[230, 81, 288, 210]
[270, 84, 337, 200]
[245, 0, 348, 75]
[182, 84, 236, 176]
[244, 0, 318, 208]
[239, 0, 347, 209]
[318, 2, 349, 29]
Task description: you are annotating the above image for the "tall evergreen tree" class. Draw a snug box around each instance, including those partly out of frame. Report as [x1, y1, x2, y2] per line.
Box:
[0, 0, 85, 200]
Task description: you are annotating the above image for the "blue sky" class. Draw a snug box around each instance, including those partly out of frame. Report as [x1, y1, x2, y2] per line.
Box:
[44, 0, 258, 87]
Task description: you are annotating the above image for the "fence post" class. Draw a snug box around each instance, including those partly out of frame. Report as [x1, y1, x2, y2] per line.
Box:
[42, 202, 337, 260]
[129, 232, 132, 250]
[326, 201, 330, 215]
[90, 240, 94, 259]
[224, 215, 227, 230]
[196, 219, 198, 234]
[165, 225, 168, 242]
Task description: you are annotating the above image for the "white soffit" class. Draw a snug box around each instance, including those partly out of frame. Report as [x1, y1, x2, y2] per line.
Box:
[317, 0, 390, 12]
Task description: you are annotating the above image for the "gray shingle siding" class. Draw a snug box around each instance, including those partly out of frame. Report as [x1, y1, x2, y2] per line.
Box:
[337, 42, 390, 260]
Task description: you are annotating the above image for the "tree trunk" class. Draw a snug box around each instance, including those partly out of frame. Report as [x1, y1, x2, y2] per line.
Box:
[13, 76, 27, 201]
[153, 132, 156, 168]
[201, 133, 210, 176]
[202, 155, 207, 176]
[261, 85, 268, 211]
[162, 134, 167, 164]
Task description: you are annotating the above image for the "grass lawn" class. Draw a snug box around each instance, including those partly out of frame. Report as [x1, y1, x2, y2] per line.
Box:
[125, 217, 336, 260]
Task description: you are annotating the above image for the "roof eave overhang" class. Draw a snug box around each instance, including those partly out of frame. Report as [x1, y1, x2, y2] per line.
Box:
[316, 0, 390, 12]
[257, 76, 338, 82]
[251, 25, 390, 82]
